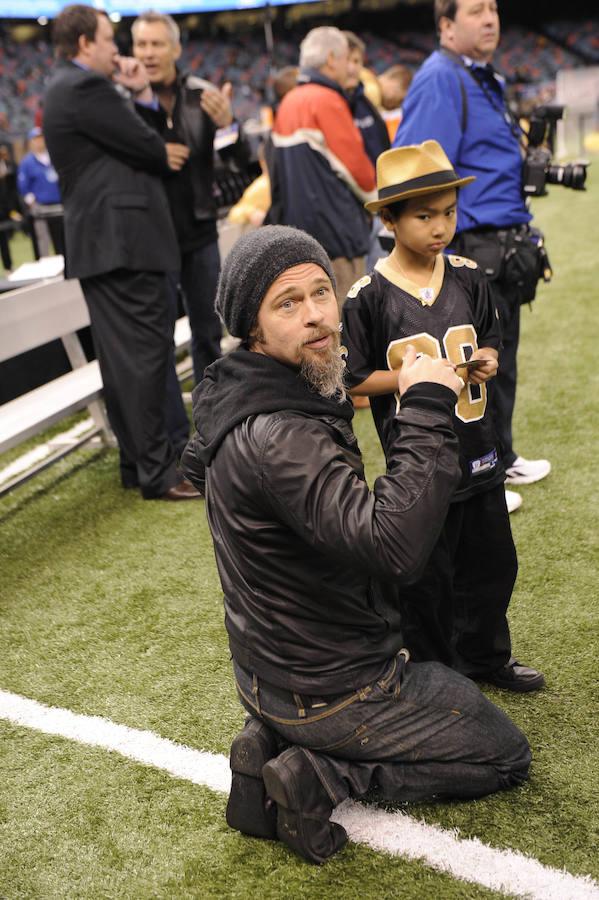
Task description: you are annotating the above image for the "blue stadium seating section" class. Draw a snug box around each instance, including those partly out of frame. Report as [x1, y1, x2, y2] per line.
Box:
[0, 19, 595, 138]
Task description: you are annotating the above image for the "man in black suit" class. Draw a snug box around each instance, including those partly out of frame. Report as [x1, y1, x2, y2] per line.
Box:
[44, 4, 200, 500]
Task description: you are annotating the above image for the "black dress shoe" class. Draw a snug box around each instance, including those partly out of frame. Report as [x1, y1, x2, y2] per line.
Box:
[159, 477, 203, 500]
[262, 746, 348, 864]
[226, 717, 280, 839]
[481, 658, 545, 693]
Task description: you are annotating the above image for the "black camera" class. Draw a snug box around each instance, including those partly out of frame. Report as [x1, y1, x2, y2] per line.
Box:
[522, 105, 588, 197]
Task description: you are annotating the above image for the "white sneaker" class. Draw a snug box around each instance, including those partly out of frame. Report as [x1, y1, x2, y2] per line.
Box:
[505, 489, 523, 514]
[505, 456, 551, 485]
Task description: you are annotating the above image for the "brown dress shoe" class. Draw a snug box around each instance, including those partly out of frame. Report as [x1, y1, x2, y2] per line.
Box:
[160, 477, 203, 500]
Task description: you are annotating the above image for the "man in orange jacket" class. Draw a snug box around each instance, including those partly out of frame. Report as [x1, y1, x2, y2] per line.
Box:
[267, 26, 376, 302]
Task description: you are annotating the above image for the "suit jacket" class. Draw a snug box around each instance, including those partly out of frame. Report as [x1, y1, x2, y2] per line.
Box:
[43, 61, 179, 279]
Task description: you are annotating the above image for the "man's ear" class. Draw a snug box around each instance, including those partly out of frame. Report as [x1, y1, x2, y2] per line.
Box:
[77, 33, 92, 56]
[325, 49, 338, 71]
[173, 41, 182, 63]
[438, 16, 455, 47]
[247, 321, 260, 348]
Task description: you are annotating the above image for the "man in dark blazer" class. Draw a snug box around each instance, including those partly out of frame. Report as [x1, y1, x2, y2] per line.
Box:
[43, 4, 199, 500]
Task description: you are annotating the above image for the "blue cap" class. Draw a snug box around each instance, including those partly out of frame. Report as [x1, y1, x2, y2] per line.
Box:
[28, 126, 42, 139]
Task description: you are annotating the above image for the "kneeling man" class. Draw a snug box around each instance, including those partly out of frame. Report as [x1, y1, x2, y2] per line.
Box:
[182, 226, 531, 864]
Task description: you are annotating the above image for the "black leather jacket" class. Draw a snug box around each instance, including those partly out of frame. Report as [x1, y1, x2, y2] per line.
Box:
[150, 71, 251, 238]
[183, 350, 460, 695]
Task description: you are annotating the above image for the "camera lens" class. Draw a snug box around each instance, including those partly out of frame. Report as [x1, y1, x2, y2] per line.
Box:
[546, 163, 588, 190]
[567, 164, 588, 190]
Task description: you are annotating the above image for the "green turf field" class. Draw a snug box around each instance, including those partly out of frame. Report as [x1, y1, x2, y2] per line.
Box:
[1, 164, 598, 899]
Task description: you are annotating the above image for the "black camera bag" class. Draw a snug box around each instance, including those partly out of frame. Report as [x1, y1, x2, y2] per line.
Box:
[454, 226, 548, 305]
[499, 227, 544, 304]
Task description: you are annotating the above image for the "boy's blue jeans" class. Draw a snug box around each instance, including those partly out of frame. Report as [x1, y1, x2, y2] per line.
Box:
[233, 653, 531, 806]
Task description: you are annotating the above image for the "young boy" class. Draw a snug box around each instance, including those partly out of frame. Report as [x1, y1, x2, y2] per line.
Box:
[342, 140, 544, 692]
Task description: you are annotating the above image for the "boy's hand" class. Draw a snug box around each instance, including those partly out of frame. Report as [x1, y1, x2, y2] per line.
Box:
[464, 348, 498, 385]
[399, 345, 464, 398]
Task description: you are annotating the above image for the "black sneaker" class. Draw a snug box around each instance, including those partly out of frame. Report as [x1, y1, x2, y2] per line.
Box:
[262, 746, 348, 864]
[482, 658, 545, 693]
[226, 717, 279, 839]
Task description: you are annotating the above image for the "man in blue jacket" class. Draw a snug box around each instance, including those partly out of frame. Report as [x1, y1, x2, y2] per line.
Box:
[394, 0, 551, 512]
[17, 127, 65, 258]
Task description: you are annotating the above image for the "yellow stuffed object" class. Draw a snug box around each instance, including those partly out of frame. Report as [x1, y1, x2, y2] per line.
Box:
[227, 174, 271, 226]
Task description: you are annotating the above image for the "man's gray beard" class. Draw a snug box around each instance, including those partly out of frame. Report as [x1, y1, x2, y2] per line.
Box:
[299, 339, 347, 403]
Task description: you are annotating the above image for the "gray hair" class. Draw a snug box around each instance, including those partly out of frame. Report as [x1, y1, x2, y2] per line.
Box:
[299, 27, 348, 70]
[131, 10, 180, 45]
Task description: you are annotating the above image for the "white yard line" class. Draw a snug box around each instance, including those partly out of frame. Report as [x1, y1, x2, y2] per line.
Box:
[0, 689, 229, 794]
[1, 689, 597, 900]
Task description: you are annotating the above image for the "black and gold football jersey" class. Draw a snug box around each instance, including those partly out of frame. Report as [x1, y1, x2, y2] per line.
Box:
[342, 254, 505, 500]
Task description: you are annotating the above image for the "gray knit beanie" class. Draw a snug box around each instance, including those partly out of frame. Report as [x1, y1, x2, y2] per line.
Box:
[215, 225, 336, 340]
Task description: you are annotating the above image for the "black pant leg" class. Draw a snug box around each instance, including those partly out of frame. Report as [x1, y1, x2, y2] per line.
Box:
[397, 509, 461, 667]
[453, 485, 516, 676]
[180, 240, 223, 384]
[488, 278, 520, 468]
[80, 268, 179, 497]
[47, 216, 66, 257]
[164, 270, 191, 456]
[0, 230, 12, 270]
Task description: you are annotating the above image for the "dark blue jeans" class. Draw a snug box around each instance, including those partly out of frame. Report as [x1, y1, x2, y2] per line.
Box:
[233, 653, 530, 806]
[180, 240, 223, 384]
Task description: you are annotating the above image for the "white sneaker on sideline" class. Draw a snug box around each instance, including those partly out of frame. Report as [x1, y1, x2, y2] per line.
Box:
[505, 456, 551, 485]
[505, 489, 523, 514]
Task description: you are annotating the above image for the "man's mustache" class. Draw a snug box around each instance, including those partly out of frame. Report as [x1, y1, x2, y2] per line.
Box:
[301, 327, 338, 347]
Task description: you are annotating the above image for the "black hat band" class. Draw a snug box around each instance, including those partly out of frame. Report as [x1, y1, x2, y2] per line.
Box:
[378, 169, 460, 200]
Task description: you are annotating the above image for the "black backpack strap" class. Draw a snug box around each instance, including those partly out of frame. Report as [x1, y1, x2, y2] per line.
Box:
[439, 47, 468, 132]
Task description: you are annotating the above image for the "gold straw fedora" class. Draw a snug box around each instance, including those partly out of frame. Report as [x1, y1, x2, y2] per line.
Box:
[365, 140, 476, 214]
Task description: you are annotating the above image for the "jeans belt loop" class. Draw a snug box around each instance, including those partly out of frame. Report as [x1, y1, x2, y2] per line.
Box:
[251, 672, 262, 716]
[293, 692, 307, 718]
[395, 648, 410, 698]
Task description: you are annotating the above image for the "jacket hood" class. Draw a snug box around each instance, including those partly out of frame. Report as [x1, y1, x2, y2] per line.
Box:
[192, 348, 353, 465]
[297, 68, 348, 101]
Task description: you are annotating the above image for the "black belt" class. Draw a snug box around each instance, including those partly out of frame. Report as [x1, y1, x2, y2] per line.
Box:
[461, 223, 529, 237]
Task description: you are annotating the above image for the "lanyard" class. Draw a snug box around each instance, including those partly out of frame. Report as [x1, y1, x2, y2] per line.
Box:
[440, 48, 525, 148]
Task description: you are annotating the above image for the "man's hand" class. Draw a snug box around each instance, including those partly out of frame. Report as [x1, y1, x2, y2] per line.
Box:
[166, 142, 190, 171]
[200, 82, 234, 128]
[463, 348, 499, 385]
[113, 56, 152, 100]
[398, 345, 464, 398]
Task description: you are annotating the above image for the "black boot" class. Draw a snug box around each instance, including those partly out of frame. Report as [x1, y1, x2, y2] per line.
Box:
[226, 717, 279, 839]
[262, 746, 348, 864]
